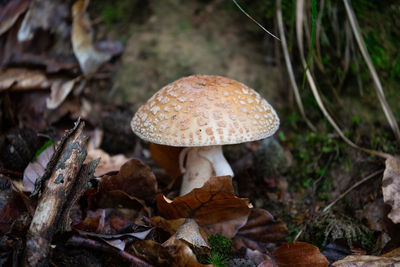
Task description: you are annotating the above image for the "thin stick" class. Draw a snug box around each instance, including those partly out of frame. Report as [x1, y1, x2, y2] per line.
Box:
[232, 0, 280, 40]
[322, 169, 383, 213]
[295, 169, 384, 241]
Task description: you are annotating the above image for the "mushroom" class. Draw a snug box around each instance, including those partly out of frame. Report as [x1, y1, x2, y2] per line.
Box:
[131, 75, 279, 195]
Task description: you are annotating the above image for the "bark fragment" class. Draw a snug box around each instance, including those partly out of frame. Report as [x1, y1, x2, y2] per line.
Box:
[24, 120, 98, 266]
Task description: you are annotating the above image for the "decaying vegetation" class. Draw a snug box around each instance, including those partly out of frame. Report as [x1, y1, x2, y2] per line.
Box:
[0, 0, 399, 266]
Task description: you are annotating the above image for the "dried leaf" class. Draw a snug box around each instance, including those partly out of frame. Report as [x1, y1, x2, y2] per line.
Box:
[233, 209, 288, 251]
[245, 248, 274, 266]
[46, 77, 83, 109]
[125, 239, 174, 266]
[321, 242, 352, 264]
[149, 143, 182, 178]
[163, 236, 212, 267]
[17, 0, 69, 42]
[175, 218, 209, 249]
[0, 0, 30, 36]
[98, 159, 158, 204]
[204, 213, 249, 239]
[332, 248, 400, 267]
[86, 188, 151, 220]
[85, 147, 128, 177]
[0, 192, 27, 233]
[157, 176, 251, 226]
[0, 68, 52, 91]
[23, 145, 55, 192]
[71, 0, 112, 76]
[382, 157, 400, 224]
[150, 216, 186, 236]
[273, 242, 329, 267]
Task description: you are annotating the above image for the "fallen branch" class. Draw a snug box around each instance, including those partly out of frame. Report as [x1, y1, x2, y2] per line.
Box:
[24, 120, 99, 266]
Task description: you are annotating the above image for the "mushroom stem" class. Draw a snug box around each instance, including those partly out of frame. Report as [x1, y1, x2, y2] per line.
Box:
[179, 145, 233, 195]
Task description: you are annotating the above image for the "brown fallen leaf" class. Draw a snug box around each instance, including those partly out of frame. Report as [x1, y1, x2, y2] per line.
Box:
[150, 216, 186, 236]
[46, 76, 84, 109]
[0, 68, 52, 91]
[175, 218, 209, 250]
[0, 191, 27, 233]
[98, 159, 158, 204]
[245, 248, 275, 266]
[23, 144, 55, 192]
[0, 0, 30, 36]
[86, 187, 152, 220]
[87, 148, 129, 177]
[85, 132, 129, 176]
[17, 0, 69, 42]
[233, 209, 288, 251]
[332, 248, 400, 267]
[125, 239, 176, 266]
[149, 143, 182, 178]
[382, 156, 400, 224]
[157, 176, 251, 228]
[71, 0, 112, 76]
[163, 235, 212, 267]
[273, 242, 329, 267]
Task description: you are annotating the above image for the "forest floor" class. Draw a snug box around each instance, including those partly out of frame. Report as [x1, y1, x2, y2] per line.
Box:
[1, 0, 400, 266]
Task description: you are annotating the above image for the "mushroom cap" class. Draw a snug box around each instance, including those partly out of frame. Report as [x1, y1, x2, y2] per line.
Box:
[131, 75, 279, 147]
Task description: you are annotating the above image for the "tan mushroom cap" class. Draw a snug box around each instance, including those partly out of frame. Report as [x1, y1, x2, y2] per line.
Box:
[131, 75, 279, 147]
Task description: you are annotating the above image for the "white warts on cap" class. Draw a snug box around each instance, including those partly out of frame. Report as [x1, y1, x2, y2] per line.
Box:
[131, 74, 279, 147]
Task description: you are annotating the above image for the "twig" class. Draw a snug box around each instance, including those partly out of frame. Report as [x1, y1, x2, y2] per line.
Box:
[68, 235, 153, 267]
[232, 0, 280, 40]
[321, 169, 383, 213]
[295, 169, 384, 241]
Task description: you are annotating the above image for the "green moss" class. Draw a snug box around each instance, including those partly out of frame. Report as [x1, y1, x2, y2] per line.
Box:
[199, 234, 232, 267]
[285, 130, 343, 195]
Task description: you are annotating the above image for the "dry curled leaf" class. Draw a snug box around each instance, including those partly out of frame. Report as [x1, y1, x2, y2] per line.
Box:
[163, 235, 212, 267]
[332, 248, 400, 267]
[273, 242, 329, 267]
[0, 192, 27, 233]
[150, 216, 186, 236]
[46, 77, 83, 109]
[0, 68, 52, 91]
[72, 0, 112, 76]
[175, 218, 209, 250]
[149, 143, 182, 178]
[233, 209, 288, 251]
[382, 156, 400, 224]
[98, 159, 158, 204]
[86, 148, 128, 177]
[0, 0, 29, 36]
[157, 176, 251, 226]
[17, 0, 69, 42]
[23, 145, 55, 192]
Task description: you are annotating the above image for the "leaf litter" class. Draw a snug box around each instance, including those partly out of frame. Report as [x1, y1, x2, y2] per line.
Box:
[1, 0, 400, 266]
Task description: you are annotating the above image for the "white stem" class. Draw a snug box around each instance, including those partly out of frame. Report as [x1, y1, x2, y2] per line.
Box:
[198, 146, 233, 177]
[179, 146, 233, 196]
